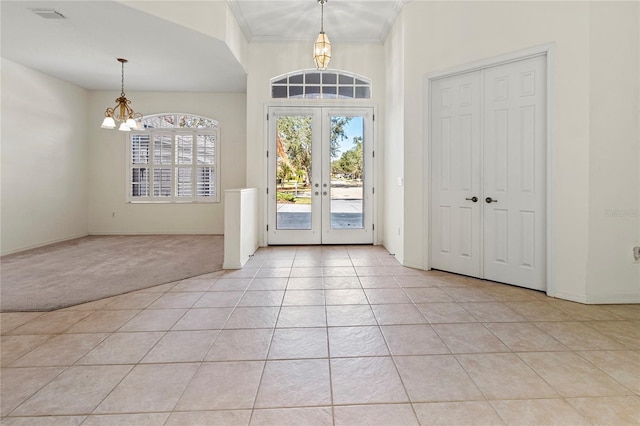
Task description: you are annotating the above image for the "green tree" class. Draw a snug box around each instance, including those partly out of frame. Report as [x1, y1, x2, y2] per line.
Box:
[277, 116, 312, 185]
[332, 136, 363, 179]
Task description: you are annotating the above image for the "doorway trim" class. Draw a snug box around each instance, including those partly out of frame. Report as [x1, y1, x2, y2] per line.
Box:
[423, 43, 556, 296]
[264, 101, 379, 246]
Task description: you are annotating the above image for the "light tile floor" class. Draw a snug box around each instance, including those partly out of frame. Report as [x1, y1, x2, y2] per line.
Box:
[1, 245, 639, 425]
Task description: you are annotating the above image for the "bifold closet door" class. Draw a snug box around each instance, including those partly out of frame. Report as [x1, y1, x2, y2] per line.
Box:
[431, 55, 547, 291]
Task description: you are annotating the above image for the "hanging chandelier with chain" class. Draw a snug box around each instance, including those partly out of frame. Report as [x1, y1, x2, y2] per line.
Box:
[100, 58, 142, 131]
[313, 0, 332, 71]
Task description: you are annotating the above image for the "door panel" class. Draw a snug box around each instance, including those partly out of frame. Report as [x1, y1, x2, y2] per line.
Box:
[483, 55, 546, 290]
[430, 72, 482, 277]
[268, 107, 373, 245]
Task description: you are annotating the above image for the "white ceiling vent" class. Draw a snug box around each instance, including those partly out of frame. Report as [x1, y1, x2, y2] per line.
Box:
[30, 9, 66, 20]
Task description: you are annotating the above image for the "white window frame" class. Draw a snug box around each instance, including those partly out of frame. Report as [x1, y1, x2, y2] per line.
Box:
[271, 69, 372, 99]
[127, 114, 220, 203]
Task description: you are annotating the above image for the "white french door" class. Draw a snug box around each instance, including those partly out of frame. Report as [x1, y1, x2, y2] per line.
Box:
[267, 107, 374, 245]
[431, 55, 547, 291]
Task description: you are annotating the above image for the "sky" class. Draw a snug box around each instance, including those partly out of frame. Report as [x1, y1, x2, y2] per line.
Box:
[336, 116, 364, 154]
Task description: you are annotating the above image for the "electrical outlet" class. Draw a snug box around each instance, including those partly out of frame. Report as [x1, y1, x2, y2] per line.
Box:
[633, 246, 640, 262]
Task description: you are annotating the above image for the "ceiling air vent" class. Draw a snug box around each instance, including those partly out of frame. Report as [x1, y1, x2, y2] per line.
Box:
[30, 9, 66, 19]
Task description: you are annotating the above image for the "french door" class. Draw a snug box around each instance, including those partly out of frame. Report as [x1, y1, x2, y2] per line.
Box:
[267, 107, 374, 245]
[430, 55, 547, 291]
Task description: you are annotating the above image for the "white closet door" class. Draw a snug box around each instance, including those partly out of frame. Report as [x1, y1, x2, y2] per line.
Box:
[430, 72, 482, 277]
[483, 55, 546, 290]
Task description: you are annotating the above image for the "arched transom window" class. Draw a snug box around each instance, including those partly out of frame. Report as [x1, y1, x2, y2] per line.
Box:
[271, 69, 371, 99]
[128, 114, 220, 203]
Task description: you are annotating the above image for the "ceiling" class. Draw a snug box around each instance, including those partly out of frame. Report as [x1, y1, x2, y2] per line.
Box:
[1, 0, 405, 92]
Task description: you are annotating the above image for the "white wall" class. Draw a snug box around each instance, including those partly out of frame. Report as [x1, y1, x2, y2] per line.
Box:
[383, 12, 406, 263]
[391, 1, 639, 303]
[1, 59, 89, 255]
[245, 41, 387, 246]
[587, 1, 640, 302]
[88, 91, 247, 235]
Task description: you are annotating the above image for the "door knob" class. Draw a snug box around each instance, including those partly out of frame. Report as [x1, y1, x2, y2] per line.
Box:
[465, 196, 478, 203]
[315, 191, 319, 196]
[485, 197, 498, 203]
[323, 191, 327, 196]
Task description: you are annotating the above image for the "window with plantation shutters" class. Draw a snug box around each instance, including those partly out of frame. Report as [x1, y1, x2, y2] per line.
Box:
[127, 114, 220, 203]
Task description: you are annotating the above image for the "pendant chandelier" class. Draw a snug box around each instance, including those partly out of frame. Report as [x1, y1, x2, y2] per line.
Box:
[100, 58, 142, 131]
[313, 0, 332, 71]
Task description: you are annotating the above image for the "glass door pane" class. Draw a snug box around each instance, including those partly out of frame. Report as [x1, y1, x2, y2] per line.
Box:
[329, 115, 364, 229]
[275, 115, 313, 230]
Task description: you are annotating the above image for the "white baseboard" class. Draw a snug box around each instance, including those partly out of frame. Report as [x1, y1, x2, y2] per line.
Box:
[1, 233, 89, 256]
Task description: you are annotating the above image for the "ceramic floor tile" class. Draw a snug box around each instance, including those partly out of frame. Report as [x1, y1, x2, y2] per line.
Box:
[247, 278, 288, 291]
[250, 407, 333, 426]
[535, 321, 628, 350]
[491, 398, 591, 425]
[460, 302, 527, 322]
[351, 258, 384, 267]
[1, 367, 64, 416]
[328, 326, 389, 357]
[480, 285, 542, 302]
[170, 278, 217, 292]
[358, 276, 399, 289]
[355, 266, 392, 277]
[224, 307, 280, 329]
[325, 289, 369, 305]
[395, 276, 435, 288]
[147, 292, 203, 309]
[371, 304, 428, 325]
[223, 268, 261, 279]
[364, 288, 412, 304]
[166, 410, 251, 426]
[432, 323, 509, 353]
[171, 307, 232, 330]
[255, 359, 331, 408]
[292, 258, 324, 267]
[547, 299, 624, 320]
[94, 363, 199, 413]
[381, 324, 450, 355]
[442, 287, 495, 302]
[64, 309, 140, 333]
[518, 351, 631, 397]
[119, 309, 187, 332]
[322, 267, 357, 277]
[8, 311, 93, 335]
[286, 277, 324, 289]
[404, 288, 454, 303]
[323, 276, 362, 289]
[394, 355, 484, 402]
[141, 330, 218, 363]
[330, 357, 409, 404]
[175, 361, 264, 410]
[205, 328, 273, 361]
[268, 327, 328, 359]
[0, 416, 86, 425]
[322, 259, 353, 267]
[578, 350, 640, 394]
[238, 290, 285, 307]
[289, 267, 323, 278]
[600, 305, 640, 320]
[0, 312, 45, 335]
[413, 401, 505, 426]
[11, 333, 108, 367]
[416, 303, 478, 324]
[484, 322, 568, 352]
[326, 305, 377, 327]
[102, 292, 162, 310]
[82, 413, 171, 425]
[333, 404, 418, 426]
[255, 267, 291, 278]
[11, 365, 132, 416]
[277, 306, 326, 328]
[1, 335, 52, 366]
[76, 332, 164, 365]
[502, 302, 572, 322]
[282, 290, 325, 306]
[566, 396, 640, 425]
[209, 278, 252, 291]
[586, 320, 640, 349]
[456, 353, 558, 399]
[193, 291, 244, 308]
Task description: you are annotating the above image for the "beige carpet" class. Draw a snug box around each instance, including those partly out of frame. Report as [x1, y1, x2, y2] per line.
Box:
[0, 235, 224, 312]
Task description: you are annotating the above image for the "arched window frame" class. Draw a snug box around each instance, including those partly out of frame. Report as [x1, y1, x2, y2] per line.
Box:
[271, 69, 371, 99]
[127, 113, 220, 203]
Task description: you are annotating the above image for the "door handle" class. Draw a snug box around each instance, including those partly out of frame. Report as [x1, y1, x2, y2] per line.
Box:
[315, 191, 319, 196]
[485, 197, 498, 203]
[465, 196, 478, 203]
[323, 191, 327, 196]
